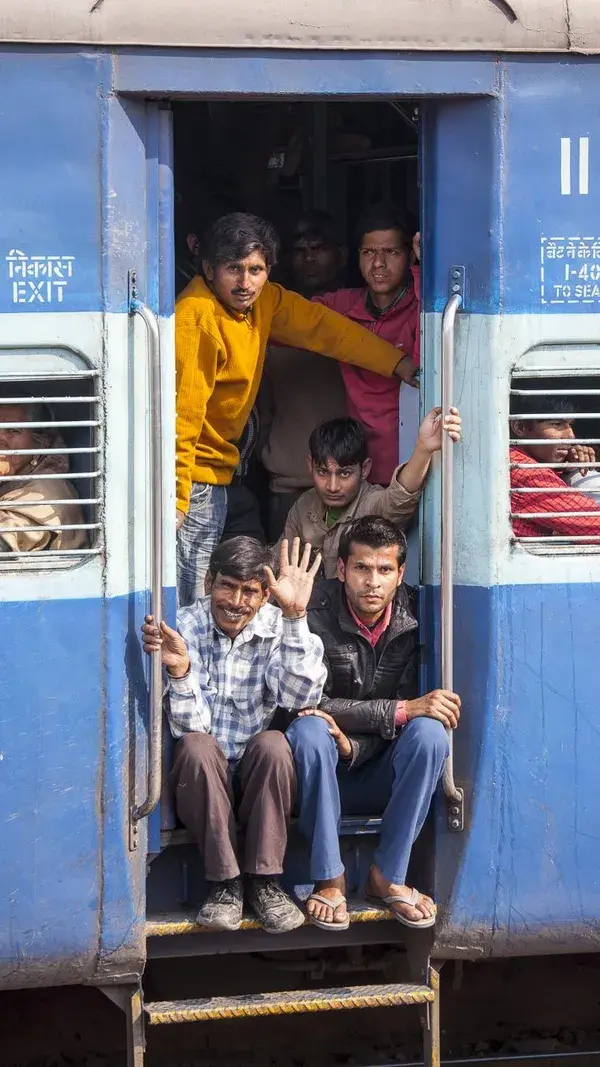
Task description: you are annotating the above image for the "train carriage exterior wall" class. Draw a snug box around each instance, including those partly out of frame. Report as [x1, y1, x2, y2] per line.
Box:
[0, 0, 599, 986]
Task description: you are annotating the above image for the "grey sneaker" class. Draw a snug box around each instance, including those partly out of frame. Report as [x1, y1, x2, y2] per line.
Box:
[246, 876, 305, 934]
[196, 877, 243, 931]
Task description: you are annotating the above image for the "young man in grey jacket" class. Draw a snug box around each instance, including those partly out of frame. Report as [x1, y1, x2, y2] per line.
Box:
[286, 515, 461, 931]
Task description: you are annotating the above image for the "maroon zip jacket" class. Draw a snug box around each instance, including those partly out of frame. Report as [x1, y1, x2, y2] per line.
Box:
[313, 267, 420, 485]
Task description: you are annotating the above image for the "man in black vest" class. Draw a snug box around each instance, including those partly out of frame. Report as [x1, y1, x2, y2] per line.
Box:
[286, 515, 461, 931]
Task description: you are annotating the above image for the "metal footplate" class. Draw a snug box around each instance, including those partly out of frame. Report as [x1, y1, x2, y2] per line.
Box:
[146, 902, 390, 937]
[145, 982, 434, 1024]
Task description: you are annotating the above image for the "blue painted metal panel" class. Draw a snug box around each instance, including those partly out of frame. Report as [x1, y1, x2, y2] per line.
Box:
[0, 51, 110, 315]
[96, 590, 149, 976]
[0, 597, 102, 984]
[0, 592, 154, 987]
[421, 97, 501, 314]
[430, 582, 600, 956]
[503, 59, 600, 315]
[114, 48, 499, 98]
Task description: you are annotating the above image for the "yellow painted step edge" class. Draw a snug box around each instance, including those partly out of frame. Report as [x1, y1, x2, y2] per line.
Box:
[146, 904, 390, 937]
[146, 983, 434, 1024]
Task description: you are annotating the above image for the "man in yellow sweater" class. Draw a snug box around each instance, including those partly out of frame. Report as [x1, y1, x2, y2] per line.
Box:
[176, 212, 418, 606]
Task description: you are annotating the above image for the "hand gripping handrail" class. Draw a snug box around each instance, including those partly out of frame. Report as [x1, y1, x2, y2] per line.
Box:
[129, 286, 164, 834]
[441, 289, 465, 832]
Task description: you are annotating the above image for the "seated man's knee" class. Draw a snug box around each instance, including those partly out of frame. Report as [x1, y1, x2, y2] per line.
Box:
[286, 714, 337, 759]
[245, 729, 293, 767]
[399, 717, 450, 760]
[172, 731, 223, 770]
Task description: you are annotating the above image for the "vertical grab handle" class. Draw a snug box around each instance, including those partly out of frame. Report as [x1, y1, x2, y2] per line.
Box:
[129, 275, 164, 836]
[441, 284, 465, 833]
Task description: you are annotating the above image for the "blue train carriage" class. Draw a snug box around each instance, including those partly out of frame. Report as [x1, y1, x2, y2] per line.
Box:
[1, 0, 600, 1062]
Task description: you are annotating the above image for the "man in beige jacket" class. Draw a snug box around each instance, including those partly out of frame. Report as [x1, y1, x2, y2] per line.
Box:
[282, 407, 461, 579]
[0, 403, 87, 553]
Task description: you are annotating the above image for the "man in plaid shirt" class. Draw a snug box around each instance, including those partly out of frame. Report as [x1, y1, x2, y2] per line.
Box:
[142, 535, 326, 934]
[510, 395, 600, 539]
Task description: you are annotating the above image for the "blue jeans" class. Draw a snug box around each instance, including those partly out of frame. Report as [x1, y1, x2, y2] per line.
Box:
[177, 483, 228, 607]
[286, 715, 449, 885]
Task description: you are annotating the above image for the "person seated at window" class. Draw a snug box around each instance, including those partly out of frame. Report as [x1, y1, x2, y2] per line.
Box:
[0, 402, 87, 553]
[282, 408, 461, 578]
[313, 207, 421, 486]
[141, 536, 326, 935]
[510, 395, 600, 538]
[286, 516, 460, 931]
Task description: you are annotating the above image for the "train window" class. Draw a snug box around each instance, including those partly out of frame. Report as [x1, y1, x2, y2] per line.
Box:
[509, 370, 600, 554]
[0, 350, 102, 569]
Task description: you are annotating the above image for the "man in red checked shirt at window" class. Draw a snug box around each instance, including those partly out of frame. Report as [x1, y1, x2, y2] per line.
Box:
[313, 207, 421, 486]
[510, 395, 600, 539]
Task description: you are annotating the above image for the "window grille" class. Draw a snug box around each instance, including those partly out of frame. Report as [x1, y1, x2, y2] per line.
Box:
[0, 368, 102, 569]
[509, 372, 600, 554]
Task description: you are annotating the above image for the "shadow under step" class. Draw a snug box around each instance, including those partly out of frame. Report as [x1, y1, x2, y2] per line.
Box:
[145, 982, 434, 1024]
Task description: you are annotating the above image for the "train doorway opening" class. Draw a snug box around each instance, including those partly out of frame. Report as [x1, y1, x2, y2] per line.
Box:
[171, 98, 422, 575]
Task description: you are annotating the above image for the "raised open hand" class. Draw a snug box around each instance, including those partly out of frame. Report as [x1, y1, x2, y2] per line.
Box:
[264, 538, 322, 619]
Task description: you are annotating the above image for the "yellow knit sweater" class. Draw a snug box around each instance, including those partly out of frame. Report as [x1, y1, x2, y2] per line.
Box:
[175, 275, 401, 513]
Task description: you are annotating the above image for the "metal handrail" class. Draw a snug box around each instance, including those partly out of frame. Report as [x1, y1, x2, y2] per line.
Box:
[441, 292, 463, 811]
[129, 296, 164, 824]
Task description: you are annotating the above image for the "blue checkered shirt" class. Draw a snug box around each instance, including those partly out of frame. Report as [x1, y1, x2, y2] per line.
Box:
[166, 596, 327, 760]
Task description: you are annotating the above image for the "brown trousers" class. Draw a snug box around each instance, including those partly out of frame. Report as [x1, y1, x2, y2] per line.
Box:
[170, 731, 297, 882]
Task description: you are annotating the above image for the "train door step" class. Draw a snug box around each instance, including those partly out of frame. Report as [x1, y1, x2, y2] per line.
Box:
[144, 981, 434, 1024]
[146, 900, 391, 937]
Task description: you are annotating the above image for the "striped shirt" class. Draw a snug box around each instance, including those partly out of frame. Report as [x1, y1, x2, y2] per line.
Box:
[167, 596, 327, 760]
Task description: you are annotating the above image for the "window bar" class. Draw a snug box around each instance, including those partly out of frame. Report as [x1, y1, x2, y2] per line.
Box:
[0, 447, 99, 456]
[0, 523, 100, 534]
[0, 420, 100, 429]
[512, 535, 600, 542]
[509, 412, 600, 419]
[511, 511, 600, 519]
[511, 461, 600, 469]
[0, 548, 103, 558]
[4, 498, 100, 507]
[511, 388, 600, 396]
[0, 396, 97, 404]
[510, 486, 600, 493]
[510, 438, 600, 445]
[0, 471, 101, 481]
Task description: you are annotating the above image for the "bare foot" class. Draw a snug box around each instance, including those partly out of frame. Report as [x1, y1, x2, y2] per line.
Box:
[367, 865, 436, 923]
[306, 875, 348, 926]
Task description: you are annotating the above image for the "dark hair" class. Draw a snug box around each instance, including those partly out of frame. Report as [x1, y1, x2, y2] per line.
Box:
[355, 205, 411, 250]
[201, 213, 279, 270]
[208, 536, 272, 589]
[289, 210, 344, 249]
[338, 515, 408, 567]
[510, 394, 576, 420]
[309, 417, 368, 468]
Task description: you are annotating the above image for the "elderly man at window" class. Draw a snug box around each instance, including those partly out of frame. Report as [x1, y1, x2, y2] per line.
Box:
[0, 402, 87, 552]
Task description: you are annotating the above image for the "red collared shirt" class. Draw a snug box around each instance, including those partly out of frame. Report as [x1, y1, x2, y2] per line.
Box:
[346, 598, 407, 728]
[510, 446, 600, 539]
[347, 600, 393, 647]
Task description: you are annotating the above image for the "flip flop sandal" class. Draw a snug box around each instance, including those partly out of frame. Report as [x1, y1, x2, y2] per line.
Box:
[306, 892, 350, 931]
[366, 886, 437, 929]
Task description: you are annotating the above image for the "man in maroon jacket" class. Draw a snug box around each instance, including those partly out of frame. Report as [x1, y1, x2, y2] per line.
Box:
[314, 206, 420, 486]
